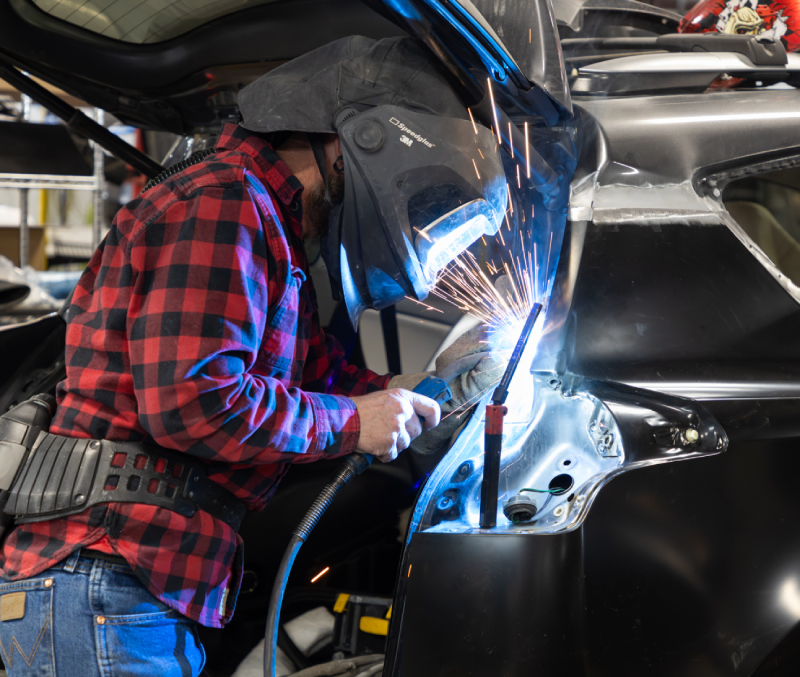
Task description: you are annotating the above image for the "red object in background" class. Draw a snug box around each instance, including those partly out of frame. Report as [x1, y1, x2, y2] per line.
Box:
[680, 0, 800, 53]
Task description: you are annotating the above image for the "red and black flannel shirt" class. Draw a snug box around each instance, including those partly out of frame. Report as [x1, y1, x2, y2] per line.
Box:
[0, 123, 389, 627]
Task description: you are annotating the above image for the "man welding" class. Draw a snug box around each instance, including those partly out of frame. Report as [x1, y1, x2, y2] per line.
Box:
[0, 36, 505, 675]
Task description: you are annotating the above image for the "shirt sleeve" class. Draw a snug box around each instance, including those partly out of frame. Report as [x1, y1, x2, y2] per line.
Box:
[126, 184, 360, 465]
[301, 281, 391, 397]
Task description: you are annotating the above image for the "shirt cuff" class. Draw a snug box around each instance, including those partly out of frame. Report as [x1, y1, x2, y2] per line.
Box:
[307, 392, 360, 458]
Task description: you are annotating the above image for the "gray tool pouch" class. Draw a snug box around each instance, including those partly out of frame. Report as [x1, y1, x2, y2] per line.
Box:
[5, 432, 247, 532]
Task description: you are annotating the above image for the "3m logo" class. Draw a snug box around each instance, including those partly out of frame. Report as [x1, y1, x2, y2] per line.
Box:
[389, 117, 435, 148]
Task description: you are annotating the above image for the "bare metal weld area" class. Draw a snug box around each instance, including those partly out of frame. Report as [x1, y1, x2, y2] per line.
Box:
[590, 209, 722, 226]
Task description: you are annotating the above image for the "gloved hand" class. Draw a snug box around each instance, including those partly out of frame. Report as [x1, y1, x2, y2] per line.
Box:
[389, 325, 507, 456]
[386, 372, 432, 392]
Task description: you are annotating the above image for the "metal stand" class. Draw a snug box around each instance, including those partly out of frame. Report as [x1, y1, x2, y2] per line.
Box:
[19, 92, 31, 269]
[0, 100, 105, 268]
[92, 109, 105, 250]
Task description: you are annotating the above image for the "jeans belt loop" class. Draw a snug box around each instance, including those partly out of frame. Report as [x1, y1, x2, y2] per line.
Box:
[62, 549, 81, 573]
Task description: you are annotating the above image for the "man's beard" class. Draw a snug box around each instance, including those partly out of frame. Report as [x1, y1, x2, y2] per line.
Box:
[304, 172, 344, 239]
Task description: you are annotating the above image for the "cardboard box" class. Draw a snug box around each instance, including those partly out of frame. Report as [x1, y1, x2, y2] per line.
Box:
[0, 225, 46, 269]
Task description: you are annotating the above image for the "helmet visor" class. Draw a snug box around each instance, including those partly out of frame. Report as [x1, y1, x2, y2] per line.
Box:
[415, 198, 502, 284]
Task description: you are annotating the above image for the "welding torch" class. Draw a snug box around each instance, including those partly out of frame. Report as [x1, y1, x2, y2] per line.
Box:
[479, 303, 543, 529]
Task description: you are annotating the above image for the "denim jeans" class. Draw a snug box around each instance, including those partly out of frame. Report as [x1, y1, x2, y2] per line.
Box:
[0, 550, 206, 676]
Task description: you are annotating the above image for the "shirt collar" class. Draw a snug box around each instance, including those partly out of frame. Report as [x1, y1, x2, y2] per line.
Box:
[216, 123, 304, 212]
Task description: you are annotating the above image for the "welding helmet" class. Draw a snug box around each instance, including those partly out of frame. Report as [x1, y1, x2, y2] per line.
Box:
[238, 36, 508, 327]
[680, 0, 800, 53]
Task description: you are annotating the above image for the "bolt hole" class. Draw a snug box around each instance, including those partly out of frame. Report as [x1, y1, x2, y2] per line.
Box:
[567, 493, 575, 502]
[549, 474, 574, 496]
[563, 459, 571, 466]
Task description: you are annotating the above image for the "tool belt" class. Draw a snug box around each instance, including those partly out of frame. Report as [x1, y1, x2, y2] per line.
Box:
[4, 432, 247, 532]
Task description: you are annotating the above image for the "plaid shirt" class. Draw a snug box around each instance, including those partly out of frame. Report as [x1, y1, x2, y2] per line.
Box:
[0, 123, 389, 627]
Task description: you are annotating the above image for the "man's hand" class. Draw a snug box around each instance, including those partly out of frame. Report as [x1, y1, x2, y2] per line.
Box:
[351, 389, 440, 463]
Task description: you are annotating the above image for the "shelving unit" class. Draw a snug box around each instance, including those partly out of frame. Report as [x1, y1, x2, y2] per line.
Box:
[0, 95, 104, 268]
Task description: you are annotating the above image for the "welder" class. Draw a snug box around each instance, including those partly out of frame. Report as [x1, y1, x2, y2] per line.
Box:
[0, 36, 506, 675]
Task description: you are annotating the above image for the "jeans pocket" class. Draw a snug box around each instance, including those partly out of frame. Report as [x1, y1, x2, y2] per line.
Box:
[0, 578, 55, 676]
[98, 611, 205, 677]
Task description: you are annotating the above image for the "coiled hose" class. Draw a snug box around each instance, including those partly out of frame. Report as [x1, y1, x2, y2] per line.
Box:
[264, 453, 374, 677]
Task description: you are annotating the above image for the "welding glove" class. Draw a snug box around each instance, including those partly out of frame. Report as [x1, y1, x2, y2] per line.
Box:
[387, 325, 506, 456]
[386, 372, 431, 392]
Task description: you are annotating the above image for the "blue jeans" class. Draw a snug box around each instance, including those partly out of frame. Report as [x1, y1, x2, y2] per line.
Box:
[0, 550, 206, 676]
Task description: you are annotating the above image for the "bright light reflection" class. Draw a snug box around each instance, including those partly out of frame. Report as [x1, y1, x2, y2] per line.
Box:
[648, 112, 800, 125]
[780, 578, 800, 618]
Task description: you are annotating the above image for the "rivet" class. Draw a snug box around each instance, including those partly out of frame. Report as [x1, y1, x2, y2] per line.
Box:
[90, 441, 100, 449]
[193, 476, 200, 483]
[188, 491, 194, 498]
[554, 506, 565, 517]
[96, 615, 106, 625]
[74, 494, 86, 504]
[685, 428, 700, 443]
[44, 578, 53, 588]
[290, 201, 299, 212]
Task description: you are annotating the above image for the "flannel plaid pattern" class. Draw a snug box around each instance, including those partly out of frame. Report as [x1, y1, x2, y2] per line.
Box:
[0, 124, 389, 627]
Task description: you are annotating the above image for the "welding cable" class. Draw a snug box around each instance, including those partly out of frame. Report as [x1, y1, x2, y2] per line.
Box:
[277, 625, 310, 671]
[351, 662, 385, 677]
[263, 453, 374, 677]
[287, 654, 385, 677]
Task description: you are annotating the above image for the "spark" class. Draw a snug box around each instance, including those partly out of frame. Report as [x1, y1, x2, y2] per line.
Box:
[507, 184, 514, 216]
[545, 232, 553, 290]
[467, 108, 479, 134]
[472, 158, 481, 180]
[487, 78, 501, 149]
[442, 372, 504, 421]
[525, 122, 530, 179]
[508, 122, 514, 158]
[529, 28, 532, 43]
[404, 295, 443, 313]
[414, 227, 432, 242]
[432, 236, 538, 342]
[478, 148, 485, 160]
[311, 567, 330, 583]
[516, 164, 521, 189]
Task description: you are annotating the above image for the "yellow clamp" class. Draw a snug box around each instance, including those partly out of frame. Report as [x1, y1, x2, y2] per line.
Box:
[359, 616, 389, 636]
[333, 594, 350, 614]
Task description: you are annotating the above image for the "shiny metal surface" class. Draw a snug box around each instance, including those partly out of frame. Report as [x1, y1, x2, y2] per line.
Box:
[581, 50, 800, 73]
[574, 52, 800, 95]
[576, 89, 800, 190]
[0, 174, 98, 191]
[413, 372, 727, 536]
[553, 0, 680, 32]
[472, 0, 572, 112]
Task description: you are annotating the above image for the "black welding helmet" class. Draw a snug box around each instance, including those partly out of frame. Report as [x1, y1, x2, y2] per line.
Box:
[238, 36, 507, 327]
